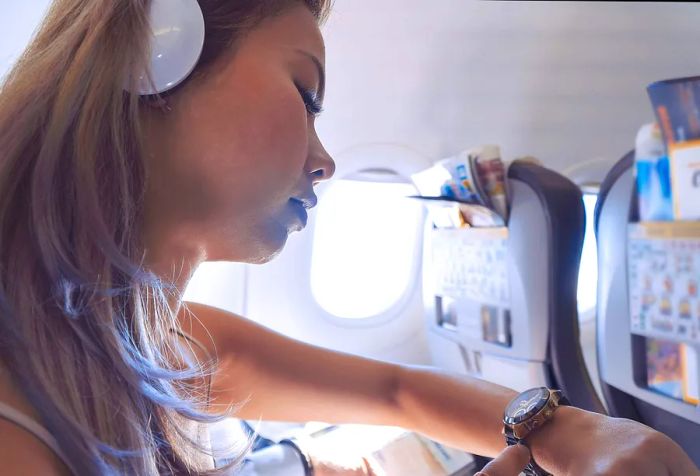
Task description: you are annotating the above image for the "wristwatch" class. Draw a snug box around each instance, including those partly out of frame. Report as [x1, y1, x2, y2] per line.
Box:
[502, 387, 569, 476]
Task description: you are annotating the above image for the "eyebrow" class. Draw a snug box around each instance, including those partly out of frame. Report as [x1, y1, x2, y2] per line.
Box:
[295, 49, 326, 102]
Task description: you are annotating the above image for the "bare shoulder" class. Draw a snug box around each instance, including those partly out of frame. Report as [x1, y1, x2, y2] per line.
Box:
[179, 301, 273, 353]
[0, 366, 71, 475]
[0, 419, 71, 475]
[181, 301, 246, 325]
[181, 301, 278, 339]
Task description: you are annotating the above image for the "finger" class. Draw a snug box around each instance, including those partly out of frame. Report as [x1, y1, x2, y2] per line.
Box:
[667, 455, 699, 476]
[476, 444, 531, 476]
[661, 439, 700, 476]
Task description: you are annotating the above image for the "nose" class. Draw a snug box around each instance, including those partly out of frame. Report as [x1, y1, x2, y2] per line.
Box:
[307, 136, 335, 185]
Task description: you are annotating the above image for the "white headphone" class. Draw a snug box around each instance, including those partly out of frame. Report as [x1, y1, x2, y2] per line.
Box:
[133, 0, 205, 96]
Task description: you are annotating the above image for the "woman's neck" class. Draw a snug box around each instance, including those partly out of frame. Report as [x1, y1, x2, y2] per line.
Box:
[141, 228, 208, 313]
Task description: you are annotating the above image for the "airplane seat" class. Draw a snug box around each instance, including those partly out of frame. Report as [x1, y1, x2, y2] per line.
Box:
[424, 160, 605, 414]
[595, 151, 700, 465]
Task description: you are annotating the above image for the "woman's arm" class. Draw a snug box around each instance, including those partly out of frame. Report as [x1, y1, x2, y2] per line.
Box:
[180, 301, 700, 476]
[179, 301, 513, 457]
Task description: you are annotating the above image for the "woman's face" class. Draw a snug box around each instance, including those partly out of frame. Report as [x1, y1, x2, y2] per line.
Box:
[141, 4, 334, 266]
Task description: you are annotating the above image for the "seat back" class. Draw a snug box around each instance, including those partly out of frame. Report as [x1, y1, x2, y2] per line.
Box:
[425, 161, 604, 413]
[595, 152, 700, 464]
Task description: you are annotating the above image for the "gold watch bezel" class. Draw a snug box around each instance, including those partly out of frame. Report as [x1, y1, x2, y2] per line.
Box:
[506, 388, 564, 440]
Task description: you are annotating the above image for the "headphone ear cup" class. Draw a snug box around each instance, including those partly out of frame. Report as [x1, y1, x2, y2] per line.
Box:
[134, 0, 205, 96]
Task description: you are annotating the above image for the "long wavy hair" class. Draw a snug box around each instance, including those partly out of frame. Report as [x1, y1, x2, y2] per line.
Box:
[0, 0, 331, 474]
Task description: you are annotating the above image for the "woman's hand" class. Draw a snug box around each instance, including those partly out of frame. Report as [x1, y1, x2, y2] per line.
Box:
[528, 406, 700, 476]
[476, 444, 531, 476]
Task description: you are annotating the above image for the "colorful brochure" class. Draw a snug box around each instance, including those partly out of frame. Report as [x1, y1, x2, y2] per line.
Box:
[647, 77, 700, 220]
[410, 146, 511, 227]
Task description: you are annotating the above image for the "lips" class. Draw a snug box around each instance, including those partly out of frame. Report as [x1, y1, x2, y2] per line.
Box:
[288, 194, 317, 229]
[289, 198, 309, 227]
[290, 195, 318, 209]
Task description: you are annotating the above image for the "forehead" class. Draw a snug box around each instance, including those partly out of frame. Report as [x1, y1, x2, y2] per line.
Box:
[242, 4, 326, 63]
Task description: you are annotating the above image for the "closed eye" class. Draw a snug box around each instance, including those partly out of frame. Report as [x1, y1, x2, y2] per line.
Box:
[296, 85, 323, 117]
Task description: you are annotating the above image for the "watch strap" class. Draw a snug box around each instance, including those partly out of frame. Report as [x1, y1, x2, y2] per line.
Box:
[520, 439, 552, 476]
[522, 458, 552, 476]
[502, 436, 550, 476]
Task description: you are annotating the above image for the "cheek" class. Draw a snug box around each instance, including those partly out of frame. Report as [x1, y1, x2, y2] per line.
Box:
[239, 90, 310, 192]
[172, 78, 310, 221]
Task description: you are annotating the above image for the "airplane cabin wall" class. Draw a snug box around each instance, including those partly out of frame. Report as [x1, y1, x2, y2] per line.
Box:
[318, 1, 700, 173]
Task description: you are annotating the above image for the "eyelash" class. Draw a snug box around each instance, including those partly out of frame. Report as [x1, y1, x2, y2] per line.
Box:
[297, 85, 323, 117]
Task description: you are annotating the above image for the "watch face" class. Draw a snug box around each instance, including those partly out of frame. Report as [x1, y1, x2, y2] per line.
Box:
[504, 387, 550, 425]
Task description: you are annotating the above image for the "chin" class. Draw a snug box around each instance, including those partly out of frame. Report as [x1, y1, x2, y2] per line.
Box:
[246, 224, 290, 264]
[216, 217, 297, 264]
[249, 251, 280, 265]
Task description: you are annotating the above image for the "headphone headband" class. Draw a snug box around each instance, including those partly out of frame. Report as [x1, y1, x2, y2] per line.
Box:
[133, 0, 205, 96]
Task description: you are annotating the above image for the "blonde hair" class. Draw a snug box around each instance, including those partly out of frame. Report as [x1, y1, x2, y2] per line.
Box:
[0, 0, 331, 474]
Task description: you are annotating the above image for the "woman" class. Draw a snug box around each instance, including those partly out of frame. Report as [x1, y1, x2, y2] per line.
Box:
[0, 0, 697, 475]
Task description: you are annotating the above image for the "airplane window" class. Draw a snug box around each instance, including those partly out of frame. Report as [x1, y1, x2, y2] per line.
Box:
[577, 193, 599, 316]
[311, 179, 423, 320]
